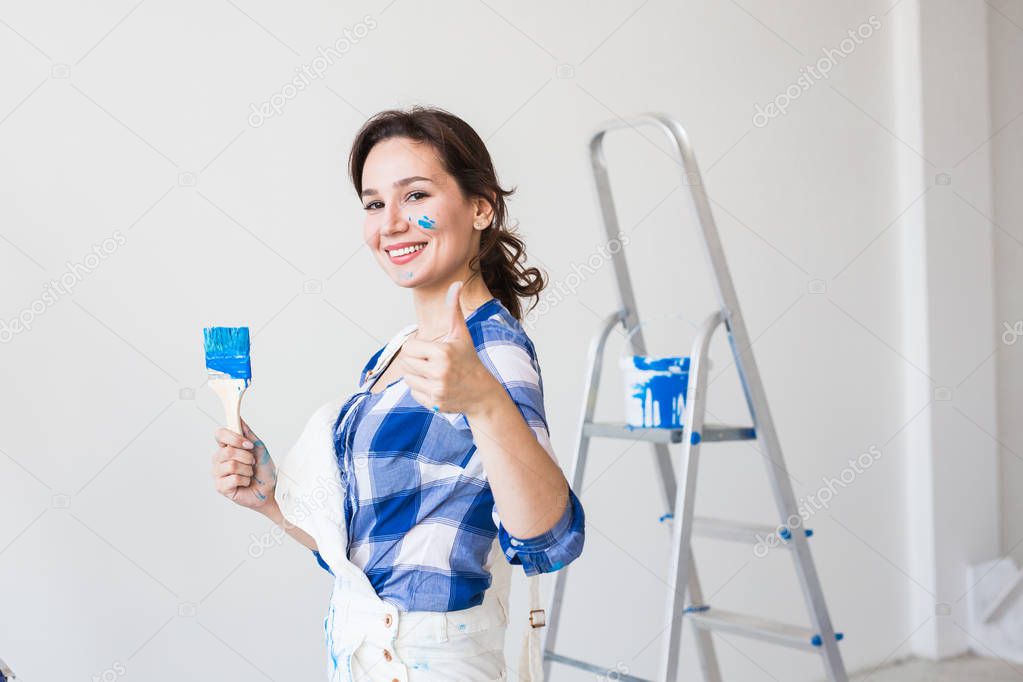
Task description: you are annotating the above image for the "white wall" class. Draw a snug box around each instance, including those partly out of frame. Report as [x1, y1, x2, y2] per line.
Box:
[0, 1, 1014, 680]
[989, 1, 1023, 573]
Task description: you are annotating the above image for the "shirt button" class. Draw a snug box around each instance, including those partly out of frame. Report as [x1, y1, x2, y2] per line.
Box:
[383, 613, 393, 628]
[383, 649, 392, 662]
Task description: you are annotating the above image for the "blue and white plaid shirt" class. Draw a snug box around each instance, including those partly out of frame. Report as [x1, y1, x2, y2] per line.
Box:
[311, 296, 585, 612]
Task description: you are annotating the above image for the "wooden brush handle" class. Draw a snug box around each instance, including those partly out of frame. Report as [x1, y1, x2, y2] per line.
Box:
[211, 378, 248, 434]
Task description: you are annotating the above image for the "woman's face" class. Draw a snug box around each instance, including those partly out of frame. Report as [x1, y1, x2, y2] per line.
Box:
[360, 137, 491, 288]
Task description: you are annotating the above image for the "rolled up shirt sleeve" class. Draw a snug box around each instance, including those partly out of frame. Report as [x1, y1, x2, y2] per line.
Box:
[494, 486, 585, 576]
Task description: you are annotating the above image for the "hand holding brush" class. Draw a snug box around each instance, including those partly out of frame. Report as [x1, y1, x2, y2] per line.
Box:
[204, 326, 276, 507]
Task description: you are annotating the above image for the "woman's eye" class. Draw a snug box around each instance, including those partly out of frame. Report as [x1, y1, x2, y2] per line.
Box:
[364, 201, 383, 210]
[406, 191, 428, 202]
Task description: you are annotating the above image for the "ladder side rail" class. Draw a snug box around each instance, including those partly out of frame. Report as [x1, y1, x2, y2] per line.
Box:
[542, 309, 625, 678]
[589, 128, 677, 508]
[656, 114, 848, 681]
[659, 310, 724, 682]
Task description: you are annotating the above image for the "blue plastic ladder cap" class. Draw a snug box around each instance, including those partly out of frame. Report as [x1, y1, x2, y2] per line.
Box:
[779, 527, 792, 540]
[690, 431, 701, 445]
[811, 632, 844, 647]
[659, 512, 674, 523]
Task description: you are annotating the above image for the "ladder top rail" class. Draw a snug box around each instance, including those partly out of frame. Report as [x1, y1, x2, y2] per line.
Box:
[589, 112, 698, 175]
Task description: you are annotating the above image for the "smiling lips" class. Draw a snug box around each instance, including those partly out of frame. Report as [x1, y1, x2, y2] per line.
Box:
[385, 241, 428, 264]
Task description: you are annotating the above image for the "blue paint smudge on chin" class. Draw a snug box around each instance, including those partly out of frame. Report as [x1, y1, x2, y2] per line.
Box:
[418, 215, 436, 229]
[405, 271, 414, 279]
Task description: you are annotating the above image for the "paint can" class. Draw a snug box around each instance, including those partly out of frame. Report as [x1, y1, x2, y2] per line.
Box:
[619, 354, 690, 428]
[618, 314, 698, 429]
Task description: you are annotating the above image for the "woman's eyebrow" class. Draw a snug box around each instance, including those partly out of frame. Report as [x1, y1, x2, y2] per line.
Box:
[361, 176, 433, 197]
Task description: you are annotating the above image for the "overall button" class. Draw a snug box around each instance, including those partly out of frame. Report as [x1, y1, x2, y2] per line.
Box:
[383, 649, 392, 662]
[383, 613, 393, 628]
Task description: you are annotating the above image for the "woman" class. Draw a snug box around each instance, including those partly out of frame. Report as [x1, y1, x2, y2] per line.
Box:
[210, 106, 585, 681]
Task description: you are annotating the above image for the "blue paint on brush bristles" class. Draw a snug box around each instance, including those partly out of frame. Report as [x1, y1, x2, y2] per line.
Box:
[203, 326, 252, 383]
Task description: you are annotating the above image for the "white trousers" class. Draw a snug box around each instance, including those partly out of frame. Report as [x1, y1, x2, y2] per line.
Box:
[324, 569, 511, 682]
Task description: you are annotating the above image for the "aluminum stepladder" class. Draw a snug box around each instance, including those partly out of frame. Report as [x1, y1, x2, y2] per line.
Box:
[539, 114, 848, 682]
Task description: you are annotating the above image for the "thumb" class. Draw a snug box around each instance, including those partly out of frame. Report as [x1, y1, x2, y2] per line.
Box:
[443, 281, 469, 342]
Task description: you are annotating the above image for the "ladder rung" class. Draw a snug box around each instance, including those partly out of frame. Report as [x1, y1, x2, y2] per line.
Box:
[544, 650, 652, 681]
[693, 517, 788, 545]
[686, 608, 825, 651]
[583, 421, 756, 444]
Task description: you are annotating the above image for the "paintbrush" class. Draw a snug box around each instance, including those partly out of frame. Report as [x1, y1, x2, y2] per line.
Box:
[203, 326, 251, 434]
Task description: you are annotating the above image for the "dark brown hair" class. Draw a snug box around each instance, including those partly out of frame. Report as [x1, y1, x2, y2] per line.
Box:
[348, 105, 546, 320]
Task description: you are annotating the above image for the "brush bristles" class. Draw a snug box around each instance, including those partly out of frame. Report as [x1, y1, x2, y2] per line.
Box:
[203, 326, 252, 381]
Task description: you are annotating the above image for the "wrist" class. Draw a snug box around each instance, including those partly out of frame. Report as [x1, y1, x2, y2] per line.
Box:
[257, 495, 282, 522]
[463, 369, 506, 422]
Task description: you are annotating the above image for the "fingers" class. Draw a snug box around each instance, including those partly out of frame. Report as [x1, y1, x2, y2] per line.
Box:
[401, 338, 445, 361]
[215, 427, 253, 450]
[400, 355, 435, 379]
[402, 372, 432, 396]
[215, 473, 252, 495]
[211, 445, 255, 466]
[215, 458, 254, 478]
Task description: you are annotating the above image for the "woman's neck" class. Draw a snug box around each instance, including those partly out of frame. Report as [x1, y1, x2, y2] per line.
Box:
[411, 276, 494, 340]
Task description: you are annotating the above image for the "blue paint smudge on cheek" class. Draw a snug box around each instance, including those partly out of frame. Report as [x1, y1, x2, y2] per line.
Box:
[417, 215, 436, 229]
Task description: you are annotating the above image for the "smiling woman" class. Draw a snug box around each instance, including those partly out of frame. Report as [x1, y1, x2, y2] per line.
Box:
[209, 106, 585, 681]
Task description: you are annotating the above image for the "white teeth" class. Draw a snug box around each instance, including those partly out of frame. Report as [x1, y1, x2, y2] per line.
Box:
[389, 243, 426, 257]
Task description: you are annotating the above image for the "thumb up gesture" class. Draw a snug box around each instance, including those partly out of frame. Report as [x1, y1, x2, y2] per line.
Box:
[400, 281, 497, 417]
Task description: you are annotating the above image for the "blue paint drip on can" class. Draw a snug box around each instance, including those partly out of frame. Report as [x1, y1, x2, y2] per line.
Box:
[620, 355, 690, 429]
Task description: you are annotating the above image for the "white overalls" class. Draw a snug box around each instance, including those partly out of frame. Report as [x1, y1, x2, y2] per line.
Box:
[275, 393, 545, 682]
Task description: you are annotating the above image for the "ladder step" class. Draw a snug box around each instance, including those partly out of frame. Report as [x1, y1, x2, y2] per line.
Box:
[544, 650, 652, 681]
[687, 608, 835, 651]
[690, 516, 812, 546]
[584, 421, 756, 444]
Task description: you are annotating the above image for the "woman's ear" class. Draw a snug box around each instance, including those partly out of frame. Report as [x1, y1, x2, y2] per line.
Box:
[473, 196, 495, 230]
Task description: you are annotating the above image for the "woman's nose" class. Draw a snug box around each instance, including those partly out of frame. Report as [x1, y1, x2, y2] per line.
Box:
[381, 208, 410, 236]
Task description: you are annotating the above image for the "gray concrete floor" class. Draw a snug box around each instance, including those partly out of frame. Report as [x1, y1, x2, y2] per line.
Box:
[850, 654, 1023, 681]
